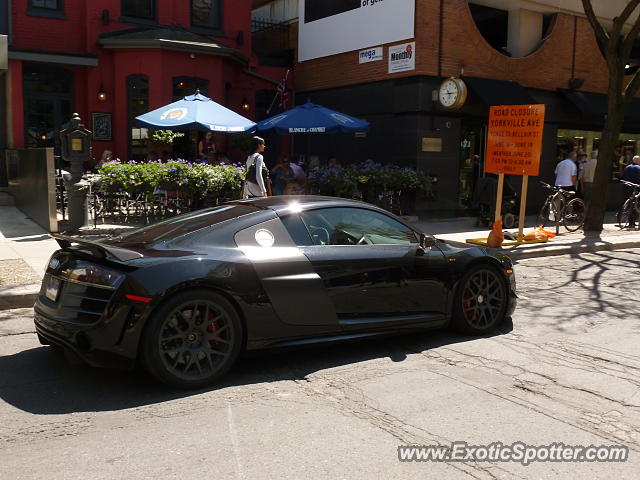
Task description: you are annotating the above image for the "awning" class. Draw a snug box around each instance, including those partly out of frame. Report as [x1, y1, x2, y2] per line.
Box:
[558, 88, 640, 123]
[8, 49, 98, 67]
[99, 27, 248, 65]
[463, 76, 534, 106]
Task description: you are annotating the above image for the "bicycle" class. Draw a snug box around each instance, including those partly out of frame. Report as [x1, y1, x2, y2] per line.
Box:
[536, 182, 585, 232]
[616, 180, 640, 229]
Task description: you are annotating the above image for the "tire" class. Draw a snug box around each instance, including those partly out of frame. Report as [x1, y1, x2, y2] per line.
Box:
[536, 201, 553, 228]
[563, 198, 585, 232]
[617, 199, 635, 229]
[141, 289, 243, 389]
[451, 265, 509, 335]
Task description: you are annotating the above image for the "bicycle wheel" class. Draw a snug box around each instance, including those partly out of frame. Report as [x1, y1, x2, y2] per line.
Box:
[563, 198, 585, 232]
[616, 199, 638, 229]
[536, 200, 554, 227]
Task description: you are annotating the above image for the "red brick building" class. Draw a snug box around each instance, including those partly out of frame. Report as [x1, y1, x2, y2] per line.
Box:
[3, 0, 286, 164]
[259, 0, 640, 215]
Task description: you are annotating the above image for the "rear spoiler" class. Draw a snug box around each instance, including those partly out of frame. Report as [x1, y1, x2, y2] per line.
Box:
[52, 234, 144, 262]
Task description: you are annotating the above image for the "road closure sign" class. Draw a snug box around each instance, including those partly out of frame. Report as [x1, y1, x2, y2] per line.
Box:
[485, 104, 545, 176]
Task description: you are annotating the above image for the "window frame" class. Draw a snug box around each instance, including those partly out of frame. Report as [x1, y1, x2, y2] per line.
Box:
[296, 207, 419, 247]
[190, 0, 223, 34]
[127, 74, 150, 161]
[120, 0, 156, 24]
[27, 0, 66, 20]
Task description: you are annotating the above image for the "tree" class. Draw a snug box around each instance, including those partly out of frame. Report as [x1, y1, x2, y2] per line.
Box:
[581, 0, 640, 232]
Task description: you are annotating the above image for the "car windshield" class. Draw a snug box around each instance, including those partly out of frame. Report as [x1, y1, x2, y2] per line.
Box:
[113, 205, 259, 244]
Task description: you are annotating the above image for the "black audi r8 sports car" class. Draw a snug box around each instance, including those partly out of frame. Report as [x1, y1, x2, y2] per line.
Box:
[35, 196, 516, 388]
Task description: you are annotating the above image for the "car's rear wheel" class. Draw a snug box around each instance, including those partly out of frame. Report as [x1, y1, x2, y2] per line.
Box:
[452, 265, 508, 334]
[141, 290, 243, 389]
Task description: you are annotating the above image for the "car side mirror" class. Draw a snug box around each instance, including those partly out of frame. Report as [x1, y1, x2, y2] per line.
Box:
[419, 233, 435, 251]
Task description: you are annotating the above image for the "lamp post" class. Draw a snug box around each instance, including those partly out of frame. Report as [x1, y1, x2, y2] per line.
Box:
[59, 113, 92, 231]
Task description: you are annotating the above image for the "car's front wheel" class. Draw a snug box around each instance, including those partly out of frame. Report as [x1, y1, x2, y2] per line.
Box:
[141, 290, 243, 389]
[452, 265, 508, 334]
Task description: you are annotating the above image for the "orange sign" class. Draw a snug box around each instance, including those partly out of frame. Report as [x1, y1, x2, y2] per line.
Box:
[485, 104, 545, 176]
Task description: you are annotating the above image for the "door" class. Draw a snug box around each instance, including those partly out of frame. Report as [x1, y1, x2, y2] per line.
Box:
[459, 124, 485, 212]
[234, 216, 339, 327]
[291, 207, 449, 327]
[23, 66, 73, 153]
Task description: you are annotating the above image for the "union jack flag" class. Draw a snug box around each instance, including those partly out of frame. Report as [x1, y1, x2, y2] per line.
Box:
[277, 70, 290, 110]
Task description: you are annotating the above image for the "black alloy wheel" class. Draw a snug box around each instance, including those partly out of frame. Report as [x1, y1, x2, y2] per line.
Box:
[452, 265, 508, 334]
[141, 290, 243, 389]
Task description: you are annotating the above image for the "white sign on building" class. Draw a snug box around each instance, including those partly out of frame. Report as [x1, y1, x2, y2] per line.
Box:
[298, 0, 415, 62]
[0, 35, 7, 71]
[388, 42, 415, 74]
[359, 46, 383, 64]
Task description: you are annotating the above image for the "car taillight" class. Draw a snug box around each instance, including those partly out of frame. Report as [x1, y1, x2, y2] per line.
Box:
[66, 262, 125, 288]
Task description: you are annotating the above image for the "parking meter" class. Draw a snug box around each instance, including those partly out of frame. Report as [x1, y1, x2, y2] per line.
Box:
[59, 113, 92, 230]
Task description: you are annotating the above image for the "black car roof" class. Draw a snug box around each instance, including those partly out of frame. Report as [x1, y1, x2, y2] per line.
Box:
[229, 195, 375, 213]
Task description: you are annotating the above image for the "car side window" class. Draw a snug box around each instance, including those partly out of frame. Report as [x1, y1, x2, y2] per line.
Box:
[299, 207, 418, 246]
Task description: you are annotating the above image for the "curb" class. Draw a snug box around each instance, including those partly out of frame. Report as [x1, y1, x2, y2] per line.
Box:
[503, 238, 640, 261]
[0, 283, 40, 310]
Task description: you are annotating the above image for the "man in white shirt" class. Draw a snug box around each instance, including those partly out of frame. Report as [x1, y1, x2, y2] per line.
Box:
[555, 151, 578, 191]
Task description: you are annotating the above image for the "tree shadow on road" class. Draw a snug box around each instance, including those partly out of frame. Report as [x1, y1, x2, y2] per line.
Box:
[513, 248, 640, 330]
[0, 319, 513, 415]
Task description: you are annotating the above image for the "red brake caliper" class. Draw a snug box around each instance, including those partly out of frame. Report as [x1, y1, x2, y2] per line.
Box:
[463, 288, 474, 320]
[206, 313, 221, 346]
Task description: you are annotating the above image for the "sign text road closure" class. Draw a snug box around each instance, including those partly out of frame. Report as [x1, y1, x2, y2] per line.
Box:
[485, 104, 545, 176]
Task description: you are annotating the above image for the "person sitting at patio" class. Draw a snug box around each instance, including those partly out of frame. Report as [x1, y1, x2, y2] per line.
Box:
[243, 136, 269, 198]
[197, 131, 216, 164]
[286, 159, 307, 195]
[271, 155, 296, 196]
[94, 149, 113, 170]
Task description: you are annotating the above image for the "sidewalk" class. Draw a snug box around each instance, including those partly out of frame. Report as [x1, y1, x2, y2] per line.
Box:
[1, 206, 640, 309]
[411, 212, 640, 261]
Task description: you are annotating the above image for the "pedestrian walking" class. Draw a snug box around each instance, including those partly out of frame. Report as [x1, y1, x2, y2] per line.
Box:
[243, 136, 269, 199]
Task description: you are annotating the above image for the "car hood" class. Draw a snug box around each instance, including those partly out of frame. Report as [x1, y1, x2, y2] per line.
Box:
[434, 237, 513, 266]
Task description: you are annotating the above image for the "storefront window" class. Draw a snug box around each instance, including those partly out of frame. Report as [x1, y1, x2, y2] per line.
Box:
[128, 75, 149, 161]
[23, 66, 73, 151]
[557, 129, 640, 181]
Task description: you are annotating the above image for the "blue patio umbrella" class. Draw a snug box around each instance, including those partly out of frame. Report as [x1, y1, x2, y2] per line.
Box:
[256, 102, 369, 134]
[134, 92, 256, 132]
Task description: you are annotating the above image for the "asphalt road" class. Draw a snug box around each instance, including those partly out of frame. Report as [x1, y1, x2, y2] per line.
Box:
[1, 249, 640, 479]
